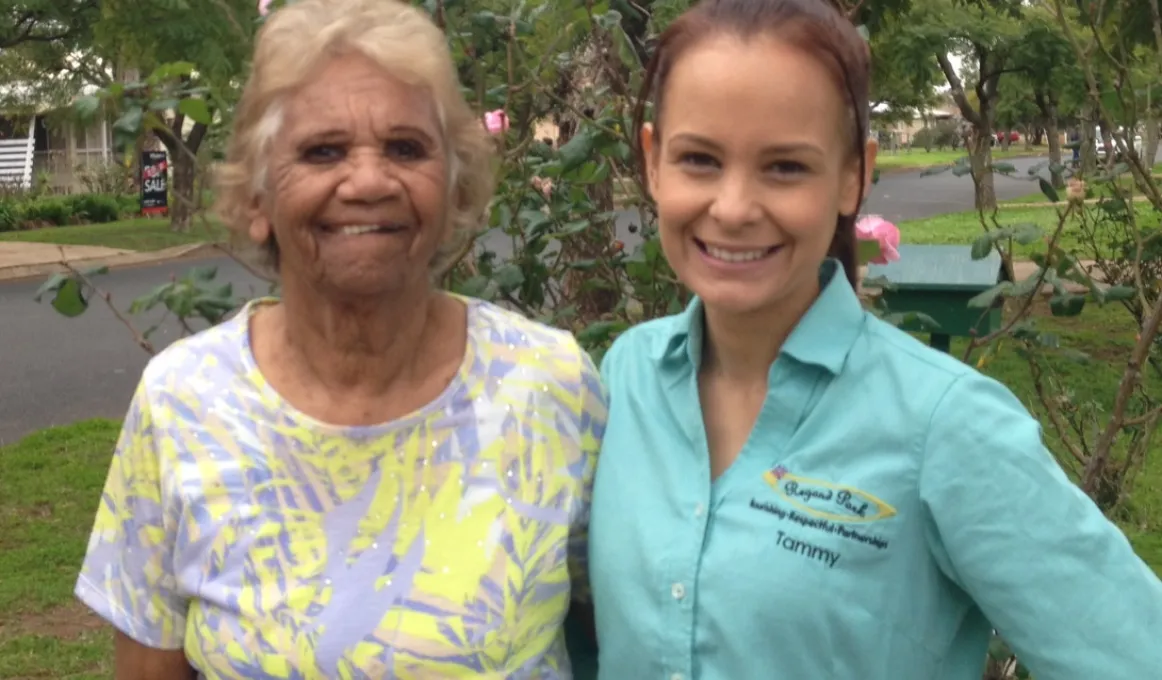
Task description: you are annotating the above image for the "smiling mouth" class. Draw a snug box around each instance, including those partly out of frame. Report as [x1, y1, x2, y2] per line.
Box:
[322, 223, 409, 236]
[694, 238, 780, 263]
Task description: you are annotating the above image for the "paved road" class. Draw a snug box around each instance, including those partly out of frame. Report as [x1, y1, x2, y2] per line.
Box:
[0, 157, 1052, 444]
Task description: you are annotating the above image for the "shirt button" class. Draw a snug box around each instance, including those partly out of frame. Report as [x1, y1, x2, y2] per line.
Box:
[671, 582, 686, 600]
[694, 503, 704, 517]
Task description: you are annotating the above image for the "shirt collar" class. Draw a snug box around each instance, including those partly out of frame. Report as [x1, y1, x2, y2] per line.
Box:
[659, 258, 865, 375]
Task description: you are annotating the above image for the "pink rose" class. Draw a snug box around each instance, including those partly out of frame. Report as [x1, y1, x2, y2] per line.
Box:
[483, 109, 510, 135]
[258, 0, 274, 16]
[855, 214, 900, 265]
[530, 176, 552, 198]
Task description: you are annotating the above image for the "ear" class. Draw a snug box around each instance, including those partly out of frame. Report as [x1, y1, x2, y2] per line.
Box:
[640, 123, 660, 199]
[247, 196, 272, 246]
[840, 137, 878, 216]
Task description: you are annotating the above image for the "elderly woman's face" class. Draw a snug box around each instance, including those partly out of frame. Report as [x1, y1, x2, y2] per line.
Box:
[251, 52, 450, 297]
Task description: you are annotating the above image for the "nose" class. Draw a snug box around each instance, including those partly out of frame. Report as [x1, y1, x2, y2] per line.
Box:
[336, 149, 402, 204]
[708, 170, 761, 229]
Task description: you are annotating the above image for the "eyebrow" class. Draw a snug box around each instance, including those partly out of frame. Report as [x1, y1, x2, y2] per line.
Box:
[669, 132, 823, 156]
[296, 125, 439, 146]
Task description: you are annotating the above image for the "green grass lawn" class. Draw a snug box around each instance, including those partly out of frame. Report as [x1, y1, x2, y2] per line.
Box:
[0, 420, 117, 679]
[1, 301, 1160, 675]
[876, 147, 1038, 172]
[0, 217, 228, 252]
[897, 202, 1162, 260]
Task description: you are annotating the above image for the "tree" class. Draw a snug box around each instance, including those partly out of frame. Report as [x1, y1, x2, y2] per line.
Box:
[897, 0, 1029, 210]
[0, 0, 97, 50]
[85, 0, 259, 232]
[1003, 11, 1085, 186]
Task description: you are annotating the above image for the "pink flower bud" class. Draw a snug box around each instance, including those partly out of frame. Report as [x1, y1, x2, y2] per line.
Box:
[855, 214, 901, 265]
[483, 109, 510, 135]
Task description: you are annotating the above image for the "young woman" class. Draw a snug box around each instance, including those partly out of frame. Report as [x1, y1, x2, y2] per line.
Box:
[587, 0, 1162, 678]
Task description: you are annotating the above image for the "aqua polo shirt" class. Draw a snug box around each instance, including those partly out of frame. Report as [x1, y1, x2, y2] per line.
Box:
[588, 259, 1162, 680]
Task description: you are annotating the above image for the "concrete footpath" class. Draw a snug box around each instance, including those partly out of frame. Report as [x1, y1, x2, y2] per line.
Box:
[0, 241, 215, 282]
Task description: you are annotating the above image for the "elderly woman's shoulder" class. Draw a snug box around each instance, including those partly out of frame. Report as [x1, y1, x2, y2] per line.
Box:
[469, 298, 594, 367]
[137, 305, 252, 391]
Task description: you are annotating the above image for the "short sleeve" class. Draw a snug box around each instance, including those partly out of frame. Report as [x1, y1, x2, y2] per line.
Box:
[568, 348, 608, 604]
[74, 379, 187, 649]
[920, 372, 1162, 678]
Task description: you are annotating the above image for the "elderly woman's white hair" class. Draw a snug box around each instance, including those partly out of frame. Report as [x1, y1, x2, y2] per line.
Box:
[216, 0, 495, 272]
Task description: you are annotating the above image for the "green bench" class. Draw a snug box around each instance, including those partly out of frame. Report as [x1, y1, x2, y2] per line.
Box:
[864, 244, 1008, 353]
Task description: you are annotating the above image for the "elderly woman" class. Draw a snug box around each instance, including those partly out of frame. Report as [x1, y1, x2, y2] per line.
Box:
[73, 0, 605, 677]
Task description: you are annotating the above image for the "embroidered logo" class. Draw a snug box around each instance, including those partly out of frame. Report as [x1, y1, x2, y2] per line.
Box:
[763, 466, 897, 523]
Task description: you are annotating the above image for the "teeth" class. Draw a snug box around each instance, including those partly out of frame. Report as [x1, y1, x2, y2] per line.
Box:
[705, 245, 769, 263]
[335, 225, 384, 235]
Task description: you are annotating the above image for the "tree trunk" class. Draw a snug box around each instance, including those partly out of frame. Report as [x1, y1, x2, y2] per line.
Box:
[934, 49, 1000, 211]
[968, 128, 997, 211]
[169, 147, 196, 232]
[157, 119, 208, 233]
[1036, 91, 1064, 188]
[1046, 117, 1064, 189]
[1145, 116, 1160, 168]
[1079, 100, 1098, 177]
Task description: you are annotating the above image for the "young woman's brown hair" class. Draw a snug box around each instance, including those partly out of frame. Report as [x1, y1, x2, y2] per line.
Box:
[632, 0, 871, 288]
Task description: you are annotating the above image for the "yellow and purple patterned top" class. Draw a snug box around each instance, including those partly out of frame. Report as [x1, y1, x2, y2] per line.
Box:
[75, 296, 606, 679]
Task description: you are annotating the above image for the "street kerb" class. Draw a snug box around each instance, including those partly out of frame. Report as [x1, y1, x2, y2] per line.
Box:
[0, 243, 221, 283]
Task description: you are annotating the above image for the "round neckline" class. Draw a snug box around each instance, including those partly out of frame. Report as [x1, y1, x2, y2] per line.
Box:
[236, 294, 479, 435]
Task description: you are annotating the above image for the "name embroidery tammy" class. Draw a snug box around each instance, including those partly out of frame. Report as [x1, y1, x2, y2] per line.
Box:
[763, 466, 897, 523]
[776, 529, 840, 568]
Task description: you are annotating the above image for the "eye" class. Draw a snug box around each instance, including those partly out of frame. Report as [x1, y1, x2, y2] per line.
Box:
[386, 139, 427, 161]
[677, 152, 719, 170]
[769, 160, 808, 175]
[302, 144, 344, 163]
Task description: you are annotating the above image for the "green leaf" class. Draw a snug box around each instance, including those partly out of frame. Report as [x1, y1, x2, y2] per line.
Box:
[970, 233, 993, 260]
[550, 220, 590, 238]
[33, 273, 67, 302]
[1011, 223, 1043, 245]
[178, 98, 213, 124]
[189, 266, 218, 281]
[75, 96, 100, 119]
[967, 281, 1012, 308]
[113, 107, 144, 135]
[51, 278, 88, 318]
[1102, 285, 1136, 301]
[576, 320, 627, 347]
[992, 161, 1017, 175]
[492, 264, 525, 294]
[1049, 294, 1086, 317]
[951, 164, 973, 177]
[1038, 177, 1059, 203]
[569, 259, 599, 271]
[149, 98, 181, 112]
[518, 209, 552, 238]
[455, 275, 492, 298]
[558, 126, 599, 172]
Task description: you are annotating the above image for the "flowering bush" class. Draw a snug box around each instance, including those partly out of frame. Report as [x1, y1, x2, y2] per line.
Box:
[42, 0, 904, 364]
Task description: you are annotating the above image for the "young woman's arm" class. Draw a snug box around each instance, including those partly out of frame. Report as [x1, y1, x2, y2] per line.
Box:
[920, 372, 1162, 677]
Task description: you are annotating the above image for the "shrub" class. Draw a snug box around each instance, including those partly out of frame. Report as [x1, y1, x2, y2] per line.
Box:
[20, 196, 73, 226]
[0, 201, 18, 232]
[68, 194, 122, 224]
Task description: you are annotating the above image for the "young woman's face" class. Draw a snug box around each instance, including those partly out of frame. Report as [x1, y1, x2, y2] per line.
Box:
[643, 34, 875, 317]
